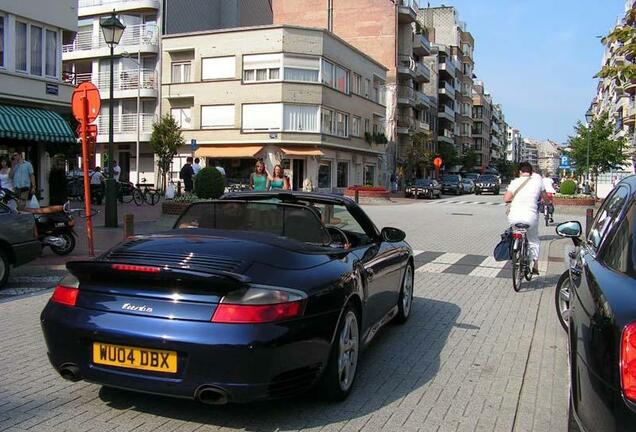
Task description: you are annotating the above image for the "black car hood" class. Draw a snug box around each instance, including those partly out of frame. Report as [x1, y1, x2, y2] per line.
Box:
[102, 229, 335, 272]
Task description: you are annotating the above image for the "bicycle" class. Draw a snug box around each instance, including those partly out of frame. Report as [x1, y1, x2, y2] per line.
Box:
[117, 181, 137, 204]
[135, 178, 161, 206]
[511, 223, 534, 292]
[539, 199, 554, 227]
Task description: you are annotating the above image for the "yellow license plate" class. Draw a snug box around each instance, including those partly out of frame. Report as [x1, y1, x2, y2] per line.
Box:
[92, 342, 177, 373]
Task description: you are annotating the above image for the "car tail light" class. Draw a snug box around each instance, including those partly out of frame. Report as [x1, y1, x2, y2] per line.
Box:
[211, 286, 307, 324]
[111, 264, 161, 273]
[51, 275, 80, 307]
[512, 232, 523, 239]
[621, 322, 636, 402]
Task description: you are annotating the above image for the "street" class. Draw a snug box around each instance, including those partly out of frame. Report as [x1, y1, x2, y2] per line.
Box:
[0, 194, 575, 431]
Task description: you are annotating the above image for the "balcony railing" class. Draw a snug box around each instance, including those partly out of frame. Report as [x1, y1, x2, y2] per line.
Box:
[439, 80, 455, 96]
[79, 0, 158, 6]
[439, 129, 454, 139]
[397, 85, 415, 101]
[96, 113, 155, 135]
[438, 104, 455, 117]
[413, 33, 431, 56]
[63, 24, 158, 53]
[397, 115, 416, 131]
[64, 69, 157, 91]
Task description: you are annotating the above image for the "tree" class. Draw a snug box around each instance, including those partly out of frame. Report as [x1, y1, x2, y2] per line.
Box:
[596, 18, 636, 82]
[496, 159, 518, 181]
[566, 112, 626, 193]
[404, 132, 433, 181]
[437, 141, 459, 171]
[150, 114, 185, 191]
[461, 149, 478, 171]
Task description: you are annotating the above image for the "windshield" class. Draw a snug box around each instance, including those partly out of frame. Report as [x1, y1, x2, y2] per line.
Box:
[464, 173, 479, 180]
[175, 201, 331, 245]
[443, 175, 460, 182]
[415, 180, 434, 186]
[477, 175, 498, 182]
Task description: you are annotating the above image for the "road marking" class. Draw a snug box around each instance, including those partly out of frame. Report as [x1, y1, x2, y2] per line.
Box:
[8, 276, 62, 284]
[424, 200, 506, 207]
[417, 252, 465, 273]
[479, 256, 508, 269]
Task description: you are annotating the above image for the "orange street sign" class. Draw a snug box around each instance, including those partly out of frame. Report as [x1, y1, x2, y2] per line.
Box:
[72, 82, 101, 123]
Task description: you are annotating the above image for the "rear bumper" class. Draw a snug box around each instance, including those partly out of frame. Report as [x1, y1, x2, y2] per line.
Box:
[475, 186, 498, 192]
[11, 240, 41, 267]
[40, 301, 340, 403]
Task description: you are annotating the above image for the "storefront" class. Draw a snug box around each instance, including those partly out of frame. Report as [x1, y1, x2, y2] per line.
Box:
[0, 104, 76, 204]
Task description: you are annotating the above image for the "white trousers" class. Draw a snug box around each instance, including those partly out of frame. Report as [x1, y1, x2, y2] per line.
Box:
[509, 216, 540, 262]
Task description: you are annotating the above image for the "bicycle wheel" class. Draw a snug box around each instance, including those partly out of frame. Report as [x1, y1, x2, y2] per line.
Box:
[524, 239, 533, 281]
[132, 188, 144, 206]
[147, 191, 161, 206]
[512, 245, 523, 292]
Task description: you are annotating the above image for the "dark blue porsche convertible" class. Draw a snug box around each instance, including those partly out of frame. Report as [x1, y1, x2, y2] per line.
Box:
[41, 192, 414, 404]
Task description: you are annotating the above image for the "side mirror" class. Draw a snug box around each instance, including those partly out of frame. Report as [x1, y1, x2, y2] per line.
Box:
[556, 221, 582, 238]
[381, 227, 406, 243]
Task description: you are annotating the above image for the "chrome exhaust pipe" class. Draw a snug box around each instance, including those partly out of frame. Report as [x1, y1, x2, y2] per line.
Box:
[194, 385, 229, 405]
[44, 236, 66, 248]
[59, 364, 81, 382]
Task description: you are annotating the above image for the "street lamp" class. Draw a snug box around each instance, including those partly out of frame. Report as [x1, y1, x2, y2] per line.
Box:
[100, 11, 125, 228]
[585, 108, 593, 192]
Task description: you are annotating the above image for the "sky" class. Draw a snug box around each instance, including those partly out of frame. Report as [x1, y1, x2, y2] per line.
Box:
[426, 0, 624, 144]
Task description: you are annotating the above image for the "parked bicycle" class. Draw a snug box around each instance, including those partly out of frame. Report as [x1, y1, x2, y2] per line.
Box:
[511, 223, 534, 291]
[134, 178, 161, 206]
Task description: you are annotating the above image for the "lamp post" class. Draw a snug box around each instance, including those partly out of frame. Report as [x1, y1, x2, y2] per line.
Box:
[585, 108, 593, 193]
[100, 11, 125, 228]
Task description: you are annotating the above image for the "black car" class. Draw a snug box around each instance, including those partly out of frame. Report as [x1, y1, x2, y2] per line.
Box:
[555, 175, 636, 431]
[474, 174, 501, 195]
[441, 175, 463, 195]
[0, 200, 41, 287]
[404, 179, 442, 199]
[41, 192, 414, 404]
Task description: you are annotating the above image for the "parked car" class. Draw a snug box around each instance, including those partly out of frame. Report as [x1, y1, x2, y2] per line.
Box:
[474, 174, 501, 195]
[441, 174, 463, 195]
[41, 192, 415, 404]
[461, 178, 475, 194]
[463, 173, 480, 182]
[405, 179, 442, 199]
[555, 175, 636, 432]
[0, 200, 41, 287]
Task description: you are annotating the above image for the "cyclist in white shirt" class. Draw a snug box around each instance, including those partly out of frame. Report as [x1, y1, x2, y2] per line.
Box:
[503, 162, 547, 275]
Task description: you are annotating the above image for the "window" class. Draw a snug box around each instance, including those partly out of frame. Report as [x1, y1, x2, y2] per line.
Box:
[283, 105, 319, 132]
[364, 118, 370, 133]
[337, 162, 349, 188]
[321, 59, 334, 86]
[336, 112, 348, 137]
[0, 16, 4, 67]
[29, 26, 42, 75]
[588, 186, 630, 250]
[202, 56, 235, 80]
[171, 108, 192, 129]
[322, 108, 334, 134]
[318, 162, 332, 189]
[242, 103, 282, 131]
[352, 73, 362, 95]
[15, 21, 27, 72]
[364, 79, 371, 97]
[171, 62, 191, 83]
[352, 116, 361, 136]
[243, 54, 282, 82]
[45, 29, 57, 76]
[364, 165, 375, 186]
[283, 55, 319, 82]
[201, 105, 234, 129]
[604, 202, 635, 277]
[334, 65, 349, 93]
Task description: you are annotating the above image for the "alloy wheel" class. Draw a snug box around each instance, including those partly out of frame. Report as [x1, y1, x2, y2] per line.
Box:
[402, 265, 413, 317]
[338, 311, 359, 392]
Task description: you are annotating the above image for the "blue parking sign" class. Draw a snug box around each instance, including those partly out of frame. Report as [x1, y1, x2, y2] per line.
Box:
[559, 155, 570, 169]
[190, 138, 198, 152]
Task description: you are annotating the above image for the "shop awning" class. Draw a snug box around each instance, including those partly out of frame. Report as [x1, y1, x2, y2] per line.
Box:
[195, 145, 264, 158]
[0, 104, 76, 143]
[280, 147, 324, 156]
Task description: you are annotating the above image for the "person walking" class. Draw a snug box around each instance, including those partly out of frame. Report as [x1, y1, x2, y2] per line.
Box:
[192, 158, 202, 176]
[269, 164, 289, 190]
[250, 160, 269, 191]
[0, 158, 14, 192]
[390, 172, 398, 193]
[503, 162, 547, 275]
[112, 160, 121, 182]
[90, 166, 106, 205]
[180, 157, 195, 193]
[10, 152, 36, 210]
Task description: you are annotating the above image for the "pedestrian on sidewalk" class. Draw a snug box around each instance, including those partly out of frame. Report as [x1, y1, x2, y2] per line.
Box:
[192, 158, 202, 176]
[90, 167, 106, 205]
[180, 157, 195, 193]
[9, 152, 36, 210]
[250, 160, 269, 191]
[112, 160, 121, 182]
[390, 172, 398, 193]
[503, 162, 547, 275]
[0, 158, 14, 191]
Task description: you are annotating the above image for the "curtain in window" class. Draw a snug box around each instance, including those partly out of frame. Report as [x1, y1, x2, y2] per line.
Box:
[283, 105, 318, 132]
[30, 26, 42, 75]
[336, 113, 348, 137]
[256, 69, 267, 80]
[335, 66, 348, 93]
[321, 109, 333, 134]
[322, 60, 333, 86]
[45, 30, 57, 76]
[15, 22, 27, 71]
[284, 68, 319, 82]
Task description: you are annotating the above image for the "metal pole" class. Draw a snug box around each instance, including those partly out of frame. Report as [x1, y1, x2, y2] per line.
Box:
[586, 130, 590, 187]
[136, 48, 140, 187]
[105, 43, 118, 227]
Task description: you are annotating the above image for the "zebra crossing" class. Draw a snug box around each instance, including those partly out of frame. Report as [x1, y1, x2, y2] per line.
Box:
[423, 199, 506, 207]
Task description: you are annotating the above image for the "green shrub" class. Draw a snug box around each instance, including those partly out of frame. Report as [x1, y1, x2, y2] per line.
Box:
[194, 167, 225, 199]
[560, 179, 577, 195]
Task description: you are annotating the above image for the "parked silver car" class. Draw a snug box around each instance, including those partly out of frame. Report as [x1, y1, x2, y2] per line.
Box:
[0, 202, 41, 287]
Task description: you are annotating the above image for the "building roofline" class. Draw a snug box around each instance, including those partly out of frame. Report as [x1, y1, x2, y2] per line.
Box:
[161, 24, 388, 71]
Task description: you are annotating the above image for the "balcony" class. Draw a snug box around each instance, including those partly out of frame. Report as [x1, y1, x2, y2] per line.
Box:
[413, 33, 431, 56]
[417, 120, 430, 132]
[413, 61, 430, 83]
[471, 128, 485, 137]
[62, 24, 159, 59]
[625, 103, 636, 125]
[95, 113, 155, 143]
[415, 90, 431, 107]
[398, 0, 417, 23]
[66, 69, 158, 98]
[438, 81, 455, 99]
[397, 115, 416, 135]
[78, 0, 159, 14]
[438, 60, 456, 78]
[397, 55, 416, 79]
[438, 104, 455, 122]
[438, 129, 454, 144]
[625, 78, 636, 94]
[397, 85, 415, 106]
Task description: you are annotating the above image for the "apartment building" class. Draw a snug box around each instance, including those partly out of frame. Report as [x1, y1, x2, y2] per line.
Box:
[431, 45, 456, 157]
[62, 0, 162, 184]
[471, 81, 491, 169]
[522, 138, 538, 168]
[271, 0, 433, 184]
[419, 6, 475, 162]
[536, 139, 561, 176]
[161, 25, 388, 191]
[506, 127, 523, 163]
[491, 103, 505, 163]
[0, 0, 77, 203]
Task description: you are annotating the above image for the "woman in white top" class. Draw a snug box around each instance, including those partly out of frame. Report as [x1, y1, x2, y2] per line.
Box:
[503, 162, 547, 275]
[0, 158, 13, 191]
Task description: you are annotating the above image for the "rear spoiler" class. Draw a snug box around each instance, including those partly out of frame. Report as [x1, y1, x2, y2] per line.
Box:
[66, 260, 251, 285]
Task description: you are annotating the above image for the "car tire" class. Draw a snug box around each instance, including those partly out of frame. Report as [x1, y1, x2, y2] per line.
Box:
[555, 271, 570, 331]
[319, 304, 360, 401]
[394, 262, 414, 324]
[0, 249, 9, 288]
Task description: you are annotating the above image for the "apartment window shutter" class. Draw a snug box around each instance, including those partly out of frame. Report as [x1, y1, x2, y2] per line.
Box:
[242, 103, 282, 130]
[202, 56, 235, 80]
[201, 105, 235, 128]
